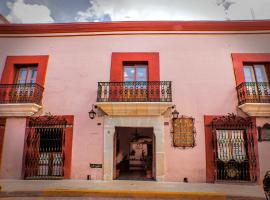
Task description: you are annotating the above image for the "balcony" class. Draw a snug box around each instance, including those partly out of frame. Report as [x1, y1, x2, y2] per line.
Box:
[96, 81, 172, 116]
[0, 83, 44, 117]
[236, 82, 270, 116]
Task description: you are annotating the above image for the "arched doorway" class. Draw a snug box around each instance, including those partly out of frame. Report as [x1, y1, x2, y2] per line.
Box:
[114, 127, 155, 180]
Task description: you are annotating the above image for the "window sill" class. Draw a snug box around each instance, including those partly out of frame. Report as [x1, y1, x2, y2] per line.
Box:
[0, 103, 42, 117]
[238, 103, 270, 117]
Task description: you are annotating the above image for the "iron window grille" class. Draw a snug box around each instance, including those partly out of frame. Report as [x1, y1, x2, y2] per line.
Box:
[211, 113, 257, 182]
[24, 116, 70, 180]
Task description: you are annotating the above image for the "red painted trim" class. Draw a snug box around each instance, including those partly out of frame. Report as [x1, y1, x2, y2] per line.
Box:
[1, 21, 270, 34]
[63, 115, 74, 179]
[22, 115, 74, 179]
[204, 115, 216, 183]
[251, 117, 260, 183]
[231, 53, 270, 85]
[204, 115, 260, 183]
[1, 55, 49, 86]
[110, 52, 160, 82]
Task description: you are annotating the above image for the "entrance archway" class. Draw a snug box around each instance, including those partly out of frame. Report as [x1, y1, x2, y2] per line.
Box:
[103, 116, 165, 181]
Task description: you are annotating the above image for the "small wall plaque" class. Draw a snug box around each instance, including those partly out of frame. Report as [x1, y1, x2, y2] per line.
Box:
[258, 123, 270, 142]
[90, 164, 102, 168]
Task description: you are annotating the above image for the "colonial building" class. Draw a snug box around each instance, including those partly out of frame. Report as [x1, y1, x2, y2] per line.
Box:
[0, 21, 269, 183]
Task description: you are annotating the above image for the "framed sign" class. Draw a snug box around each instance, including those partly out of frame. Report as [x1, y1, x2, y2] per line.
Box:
[90, 163, 102, 168]
[173, 117, 195, 148]
[258, 123, 270, 142]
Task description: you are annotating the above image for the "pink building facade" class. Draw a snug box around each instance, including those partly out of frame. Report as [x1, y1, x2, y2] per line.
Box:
[0, 21, 269, 183]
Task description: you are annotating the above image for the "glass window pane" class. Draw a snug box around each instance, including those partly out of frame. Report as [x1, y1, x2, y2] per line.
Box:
[254, 64, 268, 82]
[136, 67, 147, 81]
[17, 69, 28, 83]
[29, 69, 37, 83]
[244, 65, 255, 82]
[124, 67, 135, 82]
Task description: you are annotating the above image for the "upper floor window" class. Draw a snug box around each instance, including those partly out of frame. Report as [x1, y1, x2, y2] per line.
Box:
[232, 54, 270, 108]
[243, 63, 269, 83]
[123, 62, 148, 82]
[15, 65, 37, 84]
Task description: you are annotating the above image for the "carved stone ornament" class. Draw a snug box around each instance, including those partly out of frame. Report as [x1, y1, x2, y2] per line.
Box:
[211, 113, 253, 129]
[27, 115, 68, 127]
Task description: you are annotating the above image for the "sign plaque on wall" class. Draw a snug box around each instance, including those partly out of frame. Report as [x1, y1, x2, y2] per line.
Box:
[90, 164, 102, 168]
[173, 117, 195, 148]
[258, 123, 270, 141]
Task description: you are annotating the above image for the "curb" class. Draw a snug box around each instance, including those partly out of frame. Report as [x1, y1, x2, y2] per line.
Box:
[1, 189, 227, 199]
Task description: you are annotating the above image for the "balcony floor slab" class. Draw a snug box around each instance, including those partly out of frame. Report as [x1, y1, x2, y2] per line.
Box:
[0, 103, 42, 117]
[96, 102, 172, 116]
[239, 103, 270, 117]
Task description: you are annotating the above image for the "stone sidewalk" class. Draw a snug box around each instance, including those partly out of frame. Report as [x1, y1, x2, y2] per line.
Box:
[0, 180, 266, 199]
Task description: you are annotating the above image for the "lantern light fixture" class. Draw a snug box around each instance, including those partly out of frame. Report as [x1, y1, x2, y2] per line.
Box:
[172, 108, 179, 119]
[88, 104, 97, 119]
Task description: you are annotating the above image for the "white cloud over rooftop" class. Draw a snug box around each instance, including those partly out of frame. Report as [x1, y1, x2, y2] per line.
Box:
[6, 0, 54, 23]
[76, 0, 270, 22]
[2, 0, 270, 23]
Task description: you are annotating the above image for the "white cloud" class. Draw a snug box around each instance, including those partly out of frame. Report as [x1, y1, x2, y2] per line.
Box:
[75, 0, 270, 22]
[5, 0, 54, 23]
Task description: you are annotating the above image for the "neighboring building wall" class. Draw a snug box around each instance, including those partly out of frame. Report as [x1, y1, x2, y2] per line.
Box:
[0, 32, 269, 182]
[257, 118, 270, 182]
[0, 15, 9, 24]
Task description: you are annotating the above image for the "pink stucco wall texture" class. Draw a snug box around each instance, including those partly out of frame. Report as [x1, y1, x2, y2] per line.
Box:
[0, 33, 269, 182]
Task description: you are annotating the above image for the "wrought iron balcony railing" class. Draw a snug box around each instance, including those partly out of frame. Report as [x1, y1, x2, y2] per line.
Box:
[97, 81, 172, 102]
[236, 82, 270, 105]
[0, 83, 44, 105]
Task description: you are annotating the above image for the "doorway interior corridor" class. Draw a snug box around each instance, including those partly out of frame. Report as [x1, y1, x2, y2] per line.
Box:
[114, 127, 155, 181]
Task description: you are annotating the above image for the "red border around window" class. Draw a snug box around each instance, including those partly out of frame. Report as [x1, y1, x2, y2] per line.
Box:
[110, 52, 160, 82]
[204, 115, 260, 183]
[231, 53, 270, 86]
[1, 55, 49, 86]
[22, 115, 74, 179]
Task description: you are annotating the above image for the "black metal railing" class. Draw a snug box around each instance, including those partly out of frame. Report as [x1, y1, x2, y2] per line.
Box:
[215, 159, 251, 182]
[0, 83, 44, 105]
[236, 82, 270, 105]
[264, 171, 270, 200]
[97, 81, 172, 102]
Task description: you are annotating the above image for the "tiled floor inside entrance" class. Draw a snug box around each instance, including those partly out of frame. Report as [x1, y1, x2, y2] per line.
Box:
[117, 170, 154, 181]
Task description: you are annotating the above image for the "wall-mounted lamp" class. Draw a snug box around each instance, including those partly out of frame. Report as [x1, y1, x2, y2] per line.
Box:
[88, 104, 97, 119]
[172, 108, 179, 119]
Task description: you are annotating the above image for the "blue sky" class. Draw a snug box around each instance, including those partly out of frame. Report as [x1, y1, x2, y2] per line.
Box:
[1, 0, 270, 23]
